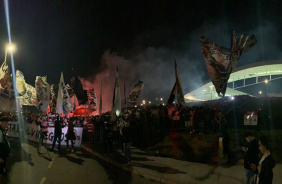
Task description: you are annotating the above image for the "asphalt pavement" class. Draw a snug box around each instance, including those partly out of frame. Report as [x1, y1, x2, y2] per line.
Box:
[2, 138, 156, 184]
[82, 143, 282, 184]
[3, 138, 281, 184]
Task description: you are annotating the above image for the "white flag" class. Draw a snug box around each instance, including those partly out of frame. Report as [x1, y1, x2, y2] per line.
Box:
[56, 72, 71, 116]
[16, 70, 37, 106]
[16, 70, 26, 95]
[0, 61, 10, 89]
[35, 76, 51, 113]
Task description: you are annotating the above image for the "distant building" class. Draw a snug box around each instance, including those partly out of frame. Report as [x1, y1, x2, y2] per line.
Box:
[185, 60, 282, 101]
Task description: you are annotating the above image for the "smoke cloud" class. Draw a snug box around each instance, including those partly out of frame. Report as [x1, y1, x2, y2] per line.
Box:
[80, 19, 282, 114]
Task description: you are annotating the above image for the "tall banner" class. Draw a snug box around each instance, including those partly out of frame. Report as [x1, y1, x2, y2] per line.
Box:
[99, 82, 102, 116]
[199, 31, 257, 96]
[16, 70, 37, 106]
[16, 70, 26, 95]
[126, 80, 144, 105]
[0, 61, 10, 89]
[35, 76, 51, 113]
[174, 60, 186, 107]
[167, 82, 177, 105]
[56, 72, 72, 116]
[21, 83, 38, 106]
[87, 88, 97, 111]
[49, 84, 56, 114]
[111, 67, 121, 121]
[7, 122, 83, 146]
[0, 61, 15, 111]
[71, 76, 88, 105]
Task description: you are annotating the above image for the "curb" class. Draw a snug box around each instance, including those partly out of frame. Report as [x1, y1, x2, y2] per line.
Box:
[81, 145, 178, 184]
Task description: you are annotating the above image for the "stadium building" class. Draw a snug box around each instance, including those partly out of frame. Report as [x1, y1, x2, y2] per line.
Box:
[185, 60, 282, 101]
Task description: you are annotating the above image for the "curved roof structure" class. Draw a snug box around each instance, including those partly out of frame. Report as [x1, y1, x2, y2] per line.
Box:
[185, 60, 282, 101]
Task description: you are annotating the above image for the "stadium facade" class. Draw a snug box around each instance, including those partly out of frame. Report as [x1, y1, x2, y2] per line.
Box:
[184, 60, 282, 101]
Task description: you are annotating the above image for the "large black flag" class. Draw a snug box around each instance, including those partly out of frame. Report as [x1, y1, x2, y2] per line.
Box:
[167, 82, 177, 105]
[167, 60, 186, 107]
[200, 30, 257, 97]
[71, 76, 88, 105]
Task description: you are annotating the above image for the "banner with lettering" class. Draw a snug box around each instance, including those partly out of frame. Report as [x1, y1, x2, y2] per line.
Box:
[7, 122, 83, 146]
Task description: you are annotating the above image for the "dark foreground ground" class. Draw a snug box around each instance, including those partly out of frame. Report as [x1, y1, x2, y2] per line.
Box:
[1, 138, 156, 184]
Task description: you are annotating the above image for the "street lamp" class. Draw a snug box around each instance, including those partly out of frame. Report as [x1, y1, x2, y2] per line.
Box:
[259, 91, 262, 95]
[5, 43, 16, 61]
[142, 100, 146, 105]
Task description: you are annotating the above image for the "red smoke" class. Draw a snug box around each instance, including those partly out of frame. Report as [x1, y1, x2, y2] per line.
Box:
[79, 51, 122, 115]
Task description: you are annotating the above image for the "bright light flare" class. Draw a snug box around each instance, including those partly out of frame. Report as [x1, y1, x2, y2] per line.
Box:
[6, 43, 16, 53]
[264, 79, 268, 84]
[115, 110, 120, 117]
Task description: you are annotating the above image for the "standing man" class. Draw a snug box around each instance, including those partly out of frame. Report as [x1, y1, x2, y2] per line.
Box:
[38, 116, 48, 154]
[241, 132, 259, 184]
[121, 121, 133, 164]
[51, 116, 65, 152]
[0, 116, 12, 182]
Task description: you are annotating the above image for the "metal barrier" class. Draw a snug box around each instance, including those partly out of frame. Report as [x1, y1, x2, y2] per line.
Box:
[82, 124, 95, 143]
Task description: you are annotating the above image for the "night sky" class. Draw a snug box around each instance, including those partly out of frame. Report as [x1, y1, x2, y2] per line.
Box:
[0, 0, 282, 112]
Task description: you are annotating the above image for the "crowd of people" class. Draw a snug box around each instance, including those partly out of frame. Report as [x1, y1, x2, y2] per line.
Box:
[0, 99, 278, 183]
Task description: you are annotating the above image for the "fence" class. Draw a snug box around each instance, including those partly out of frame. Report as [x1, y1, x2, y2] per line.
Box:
[82, 124, 95, 143]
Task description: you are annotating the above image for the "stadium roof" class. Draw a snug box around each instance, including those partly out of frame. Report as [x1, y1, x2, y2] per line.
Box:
[184, 60, 282, 101]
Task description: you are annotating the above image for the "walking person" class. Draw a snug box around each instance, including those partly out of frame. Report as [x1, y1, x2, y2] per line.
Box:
[51, 116, 65, 152]
[66, 119, 75, 153]
[241, 132, 259, 184]
[251, 136, 276, 184]
[0, 116, 12, 183]
[121, 121, 133, 164]
[38, 116, 48, 154]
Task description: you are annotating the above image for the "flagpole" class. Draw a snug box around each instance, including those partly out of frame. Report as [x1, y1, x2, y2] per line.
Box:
[99, 82, 102, 116]
[124, 82, 127, 107]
